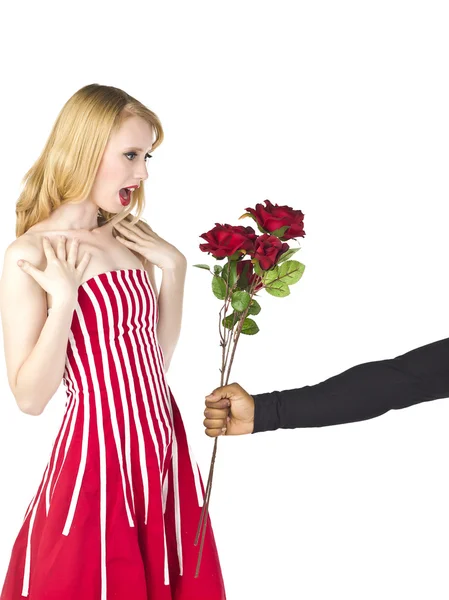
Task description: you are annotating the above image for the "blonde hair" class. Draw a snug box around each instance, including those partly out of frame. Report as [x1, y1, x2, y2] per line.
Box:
[15, 83, 164, 238]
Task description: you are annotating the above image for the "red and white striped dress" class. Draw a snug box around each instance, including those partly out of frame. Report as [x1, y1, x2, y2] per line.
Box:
[1, 268, 226, 600]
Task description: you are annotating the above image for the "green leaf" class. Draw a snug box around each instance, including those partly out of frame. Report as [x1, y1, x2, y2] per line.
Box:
[238, 212, 254, 221]
[214, 265, 223, 275]
[221, 259, 238, 290]
[247, 298, 261, 315]
[221, 263, 229, 282]
[227, 249, 248, 261]
[263, 260, 305, 289]
[212, 275, 227, 300]
[277, 248, 299, 264]
[193, 264, 211, 270]
[221, 261, 231, 282]
[265, 281, 291, 297]
[228, 259, 238, 289]
[231, 290, 251, 312]
[222, 312, 240, 330]
[253, 260, 264, 277]
[278, 260, 305, 285]
[236, 261, 251, 289]
[241, 318, 260, 335]
[269, 225, 289, 238]
[263, 265, 280, 285]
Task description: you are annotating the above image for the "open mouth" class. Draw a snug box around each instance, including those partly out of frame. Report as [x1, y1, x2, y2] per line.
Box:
[119, 187, 133, 205]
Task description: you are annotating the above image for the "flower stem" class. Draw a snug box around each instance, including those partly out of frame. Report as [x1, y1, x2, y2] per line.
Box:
[195, 267, 259, 577]
[194, 436, 218, 577]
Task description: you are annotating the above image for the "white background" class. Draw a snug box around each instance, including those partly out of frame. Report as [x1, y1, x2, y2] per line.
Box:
[1, 1, 449, 598]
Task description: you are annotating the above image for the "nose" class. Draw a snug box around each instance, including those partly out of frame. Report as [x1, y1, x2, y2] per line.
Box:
[135, 161, 149, 182]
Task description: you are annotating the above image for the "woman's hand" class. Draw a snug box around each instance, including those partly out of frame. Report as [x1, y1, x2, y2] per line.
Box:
[18, 236, 91, 308]
[204, 382, 255, 436]
[114, 219, 186, 270]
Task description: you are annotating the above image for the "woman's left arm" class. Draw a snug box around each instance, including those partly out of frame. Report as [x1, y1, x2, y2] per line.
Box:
[154, 258, 187, 372]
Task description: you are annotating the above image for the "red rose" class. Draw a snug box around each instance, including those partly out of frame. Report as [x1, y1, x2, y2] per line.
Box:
[199, 223, 257, 259]
[252, 234, 290, 271]
[236, 260, 264, 293]
[244, 199, 305, 241]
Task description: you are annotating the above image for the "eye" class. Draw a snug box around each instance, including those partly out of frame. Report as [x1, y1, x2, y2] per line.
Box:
[124, 152, 153, 161]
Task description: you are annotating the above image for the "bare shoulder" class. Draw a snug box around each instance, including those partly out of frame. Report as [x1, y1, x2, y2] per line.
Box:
[0, 234, 45, 294]
[0, 234, 47, 399]
[3, 233, 43, 261]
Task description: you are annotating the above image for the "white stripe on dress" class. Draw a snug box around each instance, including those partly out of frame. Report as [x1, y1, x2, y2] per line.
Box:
[50, 369, 80, 502]
[187, 442, 204, 507]
[171, 432, 183, 576]
[100, 272, 136, 517]
[111, 272, 151, 524]
[45, 377, 78, 514]
[62, 328, 91, 536]
[89, 278, 136, 526]
[132, 272, 172, 451]
[69, 304, 108, 600]
[120, 271, 163, 475]
[132, 272, 170, 463]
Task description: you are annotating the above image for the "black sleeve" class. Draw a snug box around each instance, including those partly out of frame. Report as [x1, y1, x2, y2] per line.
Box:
[251, 337, 449, 433]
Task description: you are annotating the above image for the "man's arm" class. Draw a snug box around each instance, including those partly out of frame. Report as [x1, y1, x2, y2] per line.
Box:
[251, 336, 449, 433]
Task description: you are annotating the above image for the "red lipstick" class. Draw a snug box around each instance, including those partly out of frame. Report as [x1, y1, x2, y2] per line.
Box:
[119, 185, 139, 206]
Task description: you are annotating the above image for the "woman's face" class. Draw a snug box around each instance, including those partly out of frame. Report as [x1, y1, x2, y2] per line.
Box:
[90, 115, 155, 213]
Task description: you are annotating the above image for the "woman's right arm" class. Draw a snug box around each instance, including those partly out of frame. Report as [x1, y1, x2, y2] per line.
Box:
[0, 239, 77, 415]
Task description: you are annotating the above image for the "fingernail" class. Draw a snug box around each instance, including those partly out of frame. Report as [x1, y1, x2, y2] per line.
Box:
[221, 427, 227, 435]
[227, 416, 231, 423]
[17, 260, 23, 266]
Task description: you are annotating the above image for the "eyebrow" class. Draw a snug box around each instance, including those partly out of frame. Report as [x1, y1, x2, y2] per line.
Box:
[124, 146, 153, 152]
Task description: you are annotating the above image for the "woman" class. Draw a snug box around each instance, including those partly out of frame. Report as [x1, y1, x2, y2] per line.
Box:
[0, 84, 226, 599]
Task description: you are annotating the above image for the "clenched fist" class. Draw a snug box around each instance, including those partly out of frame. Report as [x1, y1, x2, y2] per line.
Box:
[204, 382, 255, 436]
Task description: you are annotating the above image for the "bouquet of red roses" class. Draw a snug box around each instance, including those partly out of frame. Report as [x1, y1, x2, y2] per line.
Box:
[193, 199, 306, 576]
